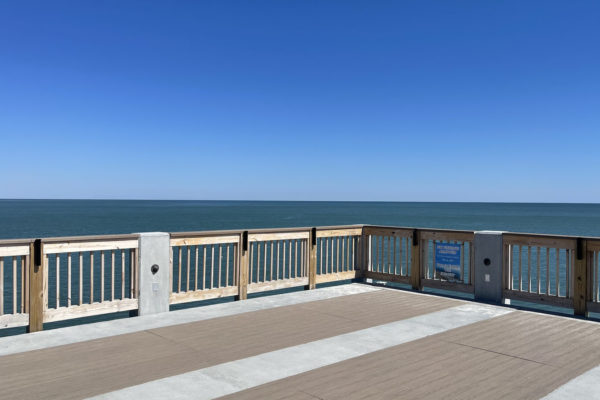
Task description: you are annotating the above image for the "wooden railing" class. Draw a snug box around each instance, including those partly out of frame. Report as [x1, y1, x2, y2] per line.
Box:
[586, 239, 600, 313]
[0, 239, 31, 329]
[169, 231, 240, 304]
[316, 227, 363, 284]
[4, 225, 600, 334]
[42, 235, 139, 323]
[503, 233, 576, 308]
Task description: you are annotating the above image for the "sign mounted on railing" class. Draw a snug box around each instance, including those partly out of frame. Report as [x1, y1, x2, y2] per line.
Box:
[435, 243, 462, 281]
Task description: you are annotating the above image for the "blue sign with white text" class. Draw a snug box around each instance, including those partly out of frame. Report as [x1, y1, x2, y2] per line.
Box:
[435, 243, 462, 281]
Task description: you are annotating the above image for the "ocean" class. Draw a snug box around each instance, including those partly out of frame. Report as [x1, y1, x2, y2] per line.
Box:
[1, 200, 600, 239]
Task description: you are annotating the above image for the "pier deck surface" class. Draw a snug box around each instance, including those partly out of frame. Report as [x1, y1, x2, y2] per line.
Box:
[1, 284, 599, 399]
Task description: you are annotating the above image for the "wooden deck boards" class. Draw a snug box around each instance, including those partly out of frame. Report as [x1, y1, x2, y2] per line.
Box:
[0, 289, 459, 400]
[1, 286, 599, 399]
[223, 311, 600, 400]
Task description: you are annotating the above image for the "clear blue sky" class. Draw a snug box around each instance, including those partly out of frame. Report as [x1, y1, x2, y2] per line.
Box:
[1, 1, 598, 202]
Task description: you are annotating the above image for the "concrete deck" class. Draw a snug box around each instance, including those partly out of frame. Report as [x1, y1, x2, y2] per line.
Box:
[1, 284, 599, 399]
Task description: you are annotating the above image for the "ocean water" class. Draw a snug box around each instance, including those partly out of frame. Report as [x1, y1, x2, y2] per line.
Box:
[1, 200, 600, 239]
[1, 200, 599, 335]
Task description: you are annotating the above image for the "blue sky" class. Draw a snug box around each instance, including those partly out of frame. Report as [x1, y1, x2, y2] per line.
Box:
[1, 1, 598, 202]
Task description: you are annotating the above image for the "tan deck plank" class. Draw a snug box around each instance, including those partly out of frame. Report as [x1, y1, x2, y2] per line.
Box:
[0, 289, 460, 400]
[223, 312, 600, 400]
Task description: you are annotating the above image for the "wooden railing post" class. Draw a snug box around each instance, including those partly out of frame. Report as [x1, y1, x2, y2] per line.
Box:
[410, 229, 421, 290]
[574, 238, 587, 316]
[361, 227, 370, 279]
[237, 231, 249, 301]
[27, 239, 44, 333]
[307, 228, 317, 290]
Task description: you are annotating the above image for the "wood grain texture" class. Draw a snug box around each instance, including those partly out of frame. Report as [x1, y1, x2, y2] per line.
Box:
[0, 289, 460, 400]
[223, 311, 600, 400]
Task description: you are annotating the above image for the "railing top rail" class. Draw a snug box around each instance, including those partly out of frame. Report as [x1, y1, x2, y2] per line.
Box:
[0, 238, 35, 246]
[170, 224, 365, 238]
[41, 233, 139, 243]
[502, 231, 600, 241]
[364, 225, 476, 235]
[4, 225, 600, 246]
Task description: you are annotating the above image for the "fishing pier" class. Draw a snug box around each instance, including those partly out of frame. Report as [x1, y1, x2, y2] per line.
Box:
[1, 225, 600, 399]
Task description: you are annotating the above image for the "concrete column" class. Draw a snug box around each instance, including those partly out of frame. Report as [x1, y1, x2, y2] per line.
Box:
[473, 231, 504, 304]
[137, 232, 170, 316]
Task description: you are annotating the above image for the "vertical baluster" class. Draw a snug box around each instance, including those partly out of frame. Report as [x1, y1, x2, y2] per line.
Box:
[352, 237, 356, 271]
[325, 239, 329, 274]
[121, 250, 125, 300]
[276, 241, 280, 280]
[319, 239, 323, 274]
[264, 242, 267, 282]
[68, 253, 73, 306]
[54, 254, 60, 308]
[130, 250, 136, 299]
[385, 237, 390, 274]
[565, 249, 571, 298]
[90, 252, 94, 303]
[195, 246, 199, 291]
[226, 244, 231, 287]
[294, 240, 298, 278]
[536, 247, 540, 294]
[596, 252, 600, 302]
[187, 246, 191, 292]
[78, 252, 83, 305]
[432, 241, 437, 280]
[0, 258, 3, 315]
[288, 240, 293, 278]
[218, 245, 223, 287]
[110, 251, 114, 301]
[249, 243, 254, 284]
[460, 242, 465, 283]
[380, 236, 384, 272]
[555, 248, 560, 296]
[518, 246, 522, 291]
[392, 237, 397, 275]
[177, 247, 182, 293]
[545, 247, 550, 295]
[270, 241, 274, 281]
[301, 240, 306, 276]
[211, 245, 215, 289]
[282, 241, 286, 279]
[100, 251, 105, 302]
[343, 237, 347, 272]
[20, 256, 25, 313]
[265, 240, 273, 281]
[406, 237, 410, 276]
[233, 244, 237, 285]
[527, 246, 531, 293]
[11, 257, 17, 314]
[203, 247, 207, 290]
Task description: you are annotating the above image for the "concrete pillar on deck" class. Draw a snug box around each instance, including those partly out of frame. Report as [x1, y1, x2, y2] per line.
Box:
[473, 231, 504, 304]
[137, 232, 170, 316]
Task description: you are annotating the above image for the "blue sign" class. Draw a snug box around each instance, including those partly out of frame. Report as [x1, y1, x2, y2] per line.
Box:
[435, 243, 462, 281]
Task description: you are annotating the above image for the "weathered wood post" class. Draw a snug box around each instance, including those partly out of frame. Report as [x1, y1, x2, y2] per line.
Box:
[361, 226, 370, 279]
[27, 239, 44, 333]
[237, 231, 249, 300]
[307, 227, 317, 290]
[573, 238, 588, 316]
[410, 229, 421, 290]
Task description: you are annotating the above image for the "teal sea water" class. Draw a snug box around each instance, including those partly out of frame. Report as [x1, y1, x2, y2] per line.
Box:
[1, 200, 600, 335]
[1, 200, 600, 239]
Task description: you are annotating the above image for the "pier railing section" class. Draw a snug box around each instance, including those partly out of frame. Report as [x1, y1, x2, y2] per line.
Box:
[0, 239, 31, 329]
[4, 225, 600, 334]
[42, 235, 139, 323]
[503, 234, 575, 309]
